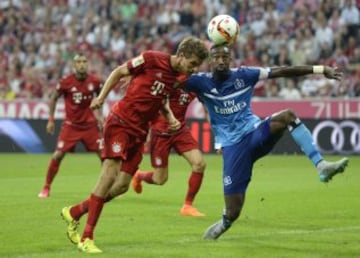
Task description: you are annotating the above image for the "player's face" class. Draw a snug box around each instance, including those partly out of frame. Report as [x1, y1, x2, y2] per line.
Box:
[178, 54, 203, 76]
[209, 46, 231, 77]
[73, 56, 88, 75]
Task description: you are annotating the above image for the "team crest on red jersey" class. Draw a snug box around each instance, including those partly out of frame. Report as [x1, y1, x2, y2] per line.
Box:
[155, 157, 162, 166]
[57, 141, 64, 148]
[112, 142, 122, 153]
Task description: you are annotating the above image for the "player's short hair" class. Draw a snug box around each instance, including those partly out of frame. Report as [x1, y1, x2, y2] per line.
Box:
[209, 44, 231, 56]
[73, 52, 87, 61]
[176, 36, 208, 61]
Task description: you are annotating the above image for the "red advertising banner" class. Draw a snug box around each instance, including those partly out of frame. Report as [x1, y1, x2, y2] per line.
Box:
[1, 99, 359, 119]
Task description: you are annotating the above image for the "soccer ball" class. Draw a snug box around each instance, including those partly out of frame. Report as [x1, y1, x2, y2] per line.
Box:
[207, 14, 239, 46]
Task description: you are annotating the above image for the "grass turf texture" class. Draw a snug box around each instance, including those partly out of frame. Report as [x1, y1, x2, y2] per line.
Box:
[0, 153, 359, 258]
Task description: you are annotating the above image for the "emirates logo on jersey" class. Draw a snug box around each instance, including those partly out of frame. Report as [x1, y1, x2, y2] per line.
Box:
[112, 142, 122, 153]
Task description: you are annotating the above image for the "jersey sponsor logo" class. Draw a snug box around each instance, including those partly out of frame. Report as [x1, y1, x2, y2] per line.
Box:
[112, 142, 122, 153]
[312, 120, 360, 154]
[131, 55, 145, 68]
[213, 100, 247, 115]
[150, 80, 165, 96]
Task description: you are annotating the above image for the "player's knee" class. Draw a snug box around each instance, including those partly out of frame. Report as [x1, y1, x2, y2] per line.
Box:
[154, 174, 168, 185]
[53, 151, 64, 161]
[113, 184, 129, 195]
[192, 159, 206, 173]
[283, 109, 297, 123]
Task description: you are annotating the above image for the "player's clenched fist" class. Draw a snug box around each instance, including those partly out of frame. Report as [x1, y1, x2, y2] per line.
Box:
[90, 98, 103, 109]
[168, 118, 181, 133]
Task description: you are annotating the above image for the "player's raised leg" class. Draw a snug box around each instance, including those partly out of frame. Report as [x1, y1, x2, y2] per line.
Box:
[270, 110, 349, 182]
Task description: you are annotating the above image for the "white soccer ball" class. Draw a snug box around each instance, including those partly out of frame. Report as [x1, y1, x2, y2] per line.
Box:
[207, 14, 239, 46]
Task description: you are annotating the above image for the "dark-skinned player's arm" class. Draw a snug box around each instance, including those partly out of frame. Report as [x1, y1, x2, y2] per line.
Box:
[90, 64, 130, 110]
[269, 65, 342, 80]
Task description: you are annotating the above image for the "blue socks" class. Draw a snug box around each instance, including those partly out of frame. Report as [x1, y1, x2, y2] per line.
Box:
[288, 119, 323, 166]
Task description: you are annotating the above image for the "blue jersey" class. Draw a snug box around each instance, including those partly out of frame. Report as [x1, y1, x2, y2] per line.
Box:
[185, 67, 270, 148]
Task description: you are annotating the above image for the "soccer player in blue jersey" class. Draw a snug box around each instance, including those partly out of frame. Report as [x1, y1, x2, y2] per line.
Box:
[184, 44, 349, 240]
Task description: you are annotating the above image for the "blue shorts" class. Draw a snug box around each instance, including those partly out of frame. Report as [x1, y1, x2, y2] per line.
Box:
[222, 118, 281, 195]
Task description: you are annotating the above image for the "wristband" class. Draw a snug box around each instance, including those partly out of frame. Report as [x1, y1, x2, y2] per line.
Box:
[49, 116, 55, 122]
[313, 65, 324, 74]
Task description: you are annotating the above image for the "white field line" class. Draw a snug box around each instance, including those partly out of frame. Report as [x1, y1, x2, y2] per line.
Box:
[227, 225, 360, 239]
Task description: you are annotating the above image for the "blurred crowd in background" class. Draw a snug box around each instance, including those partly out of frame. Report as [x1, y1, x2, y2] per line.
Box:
[0, 0, 359, 101]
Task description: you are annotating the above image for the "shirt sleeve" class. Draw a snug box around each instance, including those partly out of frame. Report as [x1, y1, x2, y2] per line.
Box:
[55, 79, 65, 95]
[127, 52, 147, 75]
[237, 67, 271, 85]
[183, 75, 201, 94]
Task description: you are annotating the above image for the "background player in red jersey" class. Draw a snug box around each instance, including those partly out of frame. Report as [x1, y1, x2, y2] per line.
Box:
[60, 36, 209, 253]
[38, 53, 103, 198]
[132, 88, 206, 217]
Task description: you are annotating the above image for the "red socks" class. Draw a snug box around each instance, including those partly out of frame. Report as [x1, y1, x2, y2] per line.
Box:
[81, 194, 105, 241]
[185, 172, 204, 206]
[70, 194, 113, 221]
[44, 158, 60, 189]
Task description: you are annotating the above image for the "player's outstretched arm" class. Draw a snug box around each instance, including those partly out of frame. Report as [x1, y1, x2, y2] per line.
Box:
[269, 65, 343, 81]
[91, 64, 130, 109]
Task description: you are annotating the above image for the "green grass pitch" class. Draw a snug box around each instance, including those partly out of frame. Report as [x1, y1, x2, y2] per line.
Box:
[0, 153, 359, 258]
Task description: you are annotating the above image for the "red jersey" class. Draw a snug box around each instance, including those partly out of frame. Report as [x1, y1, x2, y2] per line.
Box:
[56, 74, 102, 126]
[111, 51, 185, 136]
[151, 89, 196, 133]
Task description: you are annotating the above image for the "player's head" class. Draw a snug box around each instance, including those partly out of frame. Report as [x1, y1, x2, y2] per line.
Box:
[73, 53, 88, 80]
[209, 44, 232, 81]
[174, 36, 209, 76]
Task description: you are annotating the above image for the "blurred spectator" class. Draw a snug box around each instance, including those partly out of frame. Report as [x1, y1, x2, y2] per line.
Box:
[278, 78, 302, 100]
[0, 0, 358, 100]
[340, 0, 360, 25]
[315, 13, 334, 60]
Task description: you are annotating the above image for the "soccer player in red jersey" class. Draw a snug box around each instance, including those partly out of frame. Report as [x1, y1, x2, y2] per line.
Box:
[132, 88, 206, 217]
[38, 53, 103, 198]
[60, 36, 209, 253]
